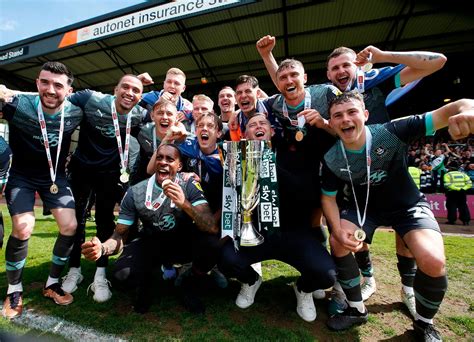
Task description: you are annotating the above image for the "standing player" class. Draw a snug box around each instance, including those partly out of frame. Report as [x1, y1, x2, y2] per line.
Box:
[61, 75, 145, 303]
[0, 136, 12, 249]
[0, 62, 83, 318]
[321, 92, 473, 340]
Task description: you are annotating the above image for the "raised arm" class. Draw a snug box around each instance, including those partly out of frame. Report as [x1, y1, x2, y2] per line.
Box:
[256, 35, 279, 89]
[355, 46, 447, 85]
[431, 99, 474, 133]
[448, 111, 474, 140]
[0, 85, 24, 102]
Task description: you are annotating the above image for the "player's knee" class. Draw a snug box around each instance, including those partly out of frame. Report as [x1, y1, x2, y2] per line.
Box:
[418, 253, 446, 277]
[59, 220, 77, 236]
[12, 222, 34, 240]
[12, 228, 32, 240]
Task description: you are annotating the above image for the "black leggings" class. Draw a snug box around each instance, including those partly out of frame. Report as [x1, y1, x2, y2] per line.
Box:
[68, 164, 124, 268]
[113, 232, 221, 289]
[219, 229, 336, 293]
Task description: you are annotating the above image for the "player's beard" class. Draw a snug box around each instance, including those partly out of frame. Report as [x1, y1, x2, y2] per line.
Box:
[40, 93, 63, 112]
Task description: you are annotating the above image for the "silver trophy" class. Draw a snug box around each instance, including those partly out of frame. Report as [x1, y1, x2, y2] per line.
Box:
[239, 140, 264, 246]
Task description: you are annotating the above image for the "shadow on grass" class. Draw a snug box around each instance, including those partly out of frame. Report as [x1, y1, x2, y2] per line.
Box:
[1, 263, 364, 341]
[366, 301, 414, 320]
[29, 232, 61, 239]
[379, 329, 416, 341]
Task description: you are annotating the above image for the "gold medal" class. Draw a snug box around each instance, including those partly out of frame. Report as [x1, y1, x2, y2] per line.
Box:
[120, 172, 129, 183]
[295, 130, 304, 142]
[50, 183, 59, 194]
[354, 229, 366, 242]
[363, 63, 373, 72]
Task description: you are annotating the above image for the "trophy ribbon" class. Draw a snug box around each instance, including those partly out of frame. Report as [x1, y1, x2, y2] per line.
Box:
[37, 99, 65, 194]
[239, 140, 264, 247]
[222, 141, 280, 247]
[221, 141, 241, 243]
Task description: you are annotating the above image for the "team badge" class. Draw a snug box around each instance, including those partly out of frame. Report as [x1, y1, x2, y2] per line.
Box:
[193, 181, 203, 192]
[375, 146, 385, 156]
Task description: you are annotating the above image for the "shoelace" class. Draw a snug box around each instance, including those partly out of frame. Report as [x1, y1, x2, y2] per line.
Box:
[62, 272, 80, 283]
[87, 278, 112, 295]
[8, 292, 21, 308]
[96, 278, 112, 289]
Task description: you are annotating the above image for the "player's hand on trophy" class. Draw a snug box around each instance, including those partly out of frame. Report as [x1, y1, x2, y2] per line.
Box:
[81, 236, 103, 261]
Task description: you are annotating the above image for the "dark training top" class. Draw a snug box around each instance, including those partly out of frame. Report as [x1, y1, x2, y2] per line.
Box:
[2, 94, 82, 178]
[322, 113, 434, 214]
[68, 90, 145, 172]
[118, 175, 207, 237]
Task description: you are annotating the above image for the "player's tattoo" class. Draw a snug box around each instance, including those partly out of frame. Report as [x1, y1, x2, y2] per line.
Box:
[190, 204, 219, 234]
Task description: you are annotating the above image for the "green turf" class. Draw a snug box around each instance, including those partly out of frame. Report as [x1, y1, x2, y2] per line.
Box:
[0, 206, 472, 341]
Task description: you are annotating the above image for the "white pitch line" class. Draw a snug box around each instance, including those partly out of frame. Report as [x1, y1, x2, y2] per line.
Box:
[1, 302, 126, 342]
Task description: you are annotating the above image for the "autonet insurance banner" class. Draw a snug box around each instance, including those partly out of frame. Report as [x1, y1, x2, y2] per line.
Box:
[0, 0, 254, 65]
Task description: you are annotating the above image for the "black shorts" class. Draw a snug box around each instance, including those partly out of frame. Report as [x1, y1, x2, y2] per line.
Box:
[340, 198, 440, 244]
[5, 172, 75, 215]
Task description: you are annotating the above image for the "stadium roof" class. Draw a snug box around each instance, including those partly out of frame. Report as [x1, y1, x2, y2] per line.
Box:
[1, 0, 473, 111]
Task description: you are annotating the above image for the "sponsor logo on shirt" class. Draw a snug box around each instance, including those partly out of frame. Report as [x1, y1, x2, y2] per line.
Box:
[95, 124, 115, 138]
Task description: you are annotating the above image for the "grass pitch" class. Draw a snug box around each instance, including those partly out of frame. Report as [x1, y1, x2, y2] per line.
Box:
[0, 207, 472, 341]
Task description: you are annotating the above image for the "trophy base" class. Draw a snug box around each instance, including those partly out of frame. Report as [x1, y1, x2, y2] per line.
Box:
[240, 235, 264, 247]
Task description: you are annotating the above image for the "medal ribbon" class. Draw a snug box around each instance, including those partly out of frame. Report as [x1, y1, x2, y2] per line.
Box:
[152, 126, 158, 152]
[144, 174, 167, 210]
[281, 89, 311, 128]
[340, 127, 372, 228]
[37, 100, 64, 186]
[145, 174, 180, 210]
[356, 67, 365, 93]
[111, 100, 132, 173]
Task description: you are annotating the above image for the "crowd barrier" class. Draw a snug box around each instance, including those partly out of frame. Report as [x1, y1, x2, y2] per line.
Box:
[426, 193, 474, 218]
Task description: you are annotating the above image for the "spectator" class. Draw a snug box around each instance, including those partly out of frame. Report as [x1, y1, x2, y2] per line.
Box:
[419, 162, 434, 194]
[466, 163, 474, 195]
[443, 168, 472, 225]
